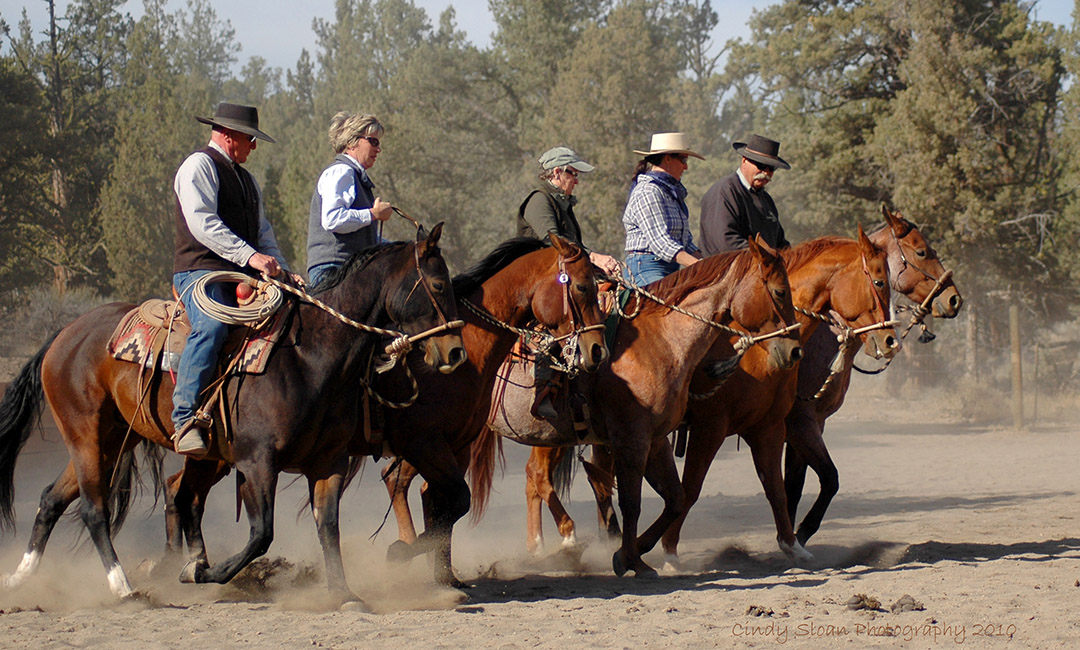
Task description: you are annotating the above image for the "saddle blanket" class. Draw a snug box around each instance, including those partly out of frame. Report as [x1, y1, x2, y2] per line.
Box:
[107, 299, 289, 375]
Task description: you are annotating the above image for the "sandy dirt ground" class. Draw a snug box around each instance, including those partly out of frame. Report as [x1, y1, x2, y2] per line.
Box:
[0, 377, 1076, 649]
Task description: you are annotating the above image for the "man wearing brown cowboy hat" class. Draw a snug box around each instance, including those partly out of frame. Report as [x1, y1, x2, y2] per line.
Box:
[171, 102, 301, 456]
[699, 134, 791, 256]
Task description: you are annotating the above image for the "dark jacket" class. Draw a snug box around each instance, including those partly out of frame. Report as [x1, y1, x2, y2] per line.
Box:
[699, 171, 788, 256]
[516, 184, 583, 245]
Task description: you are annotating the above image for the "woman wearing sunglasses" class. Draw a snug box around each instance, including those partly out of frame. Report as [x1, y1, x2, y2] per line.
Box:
[306, 112, 392, 288]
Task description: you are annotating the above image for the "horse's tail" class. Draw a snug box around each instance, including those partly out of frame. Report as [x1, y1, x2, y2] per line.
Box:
[0, 333, 59, 532]
[467, 424, 505, 524]
[551, 446, 578, 500]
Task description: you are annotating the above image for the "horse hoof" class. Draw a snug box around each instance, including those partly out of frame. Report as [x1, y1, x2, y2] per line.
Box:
[178, 559, 208, 584]
[339, 598, 370, 613]
[662, 553, 681, 573]
[779, 539, 815, 566]
[386, 540, 414, 564]
[635, 564, 659, 579]
[612, 551, 628, 577]
[437, 573, 471, 590]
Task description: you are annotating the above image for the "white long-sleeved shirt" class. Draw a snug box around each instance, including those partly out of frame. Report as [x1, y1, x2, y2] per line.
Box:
[173, 141, 287, 269]
[316, 153, 381, 239]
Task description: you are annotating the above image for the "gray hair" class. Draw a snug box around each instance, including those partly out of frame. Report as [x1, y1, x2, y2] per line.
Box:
[328, 111, 384, 154]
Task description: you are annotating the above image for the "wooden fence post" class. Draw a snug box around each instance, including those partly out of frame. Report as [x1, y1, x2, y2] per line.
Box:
[1009, 305, 1023, 430]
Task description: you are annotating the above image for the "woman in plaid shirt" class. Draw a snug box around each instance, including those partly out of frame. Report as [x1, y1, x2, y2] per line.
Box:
[622, 132, 704, 286]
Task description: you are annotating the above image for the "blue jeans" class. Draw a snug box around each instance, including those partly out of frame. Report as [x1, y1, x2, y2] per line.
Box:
[307, 262, 342, 291]
[171, 269, 234, 430]
[624, 252, 679, 287]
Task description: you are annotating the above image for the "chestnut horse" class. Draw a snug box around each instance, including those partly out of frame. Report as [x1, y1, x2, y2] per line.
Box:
[161, 235, 607, 588]
[781, 207, 963, 546]
[470, 237, 804, 577]
[520, 227, 898, 566]
[658, 226, 898, 567]
[0, 227, 465, 605]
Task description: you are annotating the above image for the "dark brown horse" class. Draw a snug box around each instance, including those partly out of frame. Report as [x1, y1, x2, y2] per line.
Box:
[161, 235, 608, 588]
[779, 207, 963, 547]
[658, 226, 898, 567]
[471, 238, 804, 577]
[0, 226, 465, 605]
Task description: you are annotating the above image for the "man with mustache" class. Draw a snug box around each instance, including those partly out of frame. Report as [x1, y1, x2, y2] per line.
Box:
[699, 134, 791, 255]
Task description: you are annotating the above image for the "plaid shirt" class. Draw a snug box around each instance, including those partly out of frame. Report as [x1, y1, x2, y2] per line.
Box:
[622, 172, 699, 263]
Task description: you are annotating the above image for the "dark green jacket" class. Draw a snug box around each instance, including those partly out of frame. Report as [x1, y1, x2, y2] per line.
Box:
[516, 184, 583, 245]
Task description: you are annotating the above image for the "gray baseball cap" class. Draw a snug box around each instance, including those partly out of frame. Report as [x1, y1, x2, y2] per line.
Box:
[538, 146, 595, 172]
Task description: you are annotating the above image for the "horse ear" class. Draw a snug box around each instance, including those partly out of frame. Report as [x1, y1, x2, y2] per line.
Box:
[747, 234, 779, 269]
[548, 233, 570, 255]
[416, 221, 443, 255]
[856, 223, 876, 258]
[881, 204, 907, 237]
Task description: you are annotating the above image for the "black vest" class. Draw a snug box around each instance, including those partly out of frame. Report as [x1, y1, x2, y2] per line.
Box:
[173, 147, 260, 274]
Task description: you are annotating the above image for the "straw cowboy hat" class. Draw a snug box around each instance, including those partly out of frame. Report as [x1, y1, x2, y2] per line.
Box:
[633, 132, 705, 160]
[196, 102, 276, 143]
[732, 134, 790, 170]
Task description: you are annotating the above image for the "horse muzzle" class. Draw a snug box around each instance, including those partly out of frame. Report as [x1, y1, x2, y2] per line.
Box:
[576, 332, 609, 373]
[424, 334, 468, 373]
[932, 286, 963, 319]
[768, 339, 803, 370]
[863, 329, 900, 360]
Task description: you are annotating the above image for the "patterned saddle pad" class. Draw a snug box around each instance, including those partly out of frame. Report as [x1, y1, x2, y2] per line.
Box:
[107, 298, 290, 375]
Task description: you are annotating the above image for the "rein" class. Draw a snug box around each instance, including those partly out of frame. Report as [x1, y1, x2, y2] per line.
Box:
[851, 268, 953, 376]
[613, 274, 802, 355]
[793, 254, 901, 401]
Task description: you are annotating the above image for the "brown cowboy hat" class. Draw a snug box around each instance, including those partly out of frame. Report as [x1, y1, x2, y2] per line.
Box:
[633, 132, 705, 160]
[732, 134, 790, 170]
[196, 102, 276, 143]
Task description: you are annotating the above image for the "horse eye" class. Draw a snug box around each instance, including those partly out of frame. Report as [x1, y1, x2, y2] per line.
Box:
[772, 288, 787, 300]
[915, 249, 927, 258]
[575, 284, 588, 293]
[431, 281, 444, 292]
[874, 279, 885, 289]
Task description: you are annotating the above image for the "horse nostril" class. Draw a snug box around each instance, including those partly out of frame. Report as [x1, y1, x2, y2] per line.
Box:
[886, 336, 898, 350]
[790, 347, 803, 362]
[591, 344, 605, 365]
[449, 347, 467, 367]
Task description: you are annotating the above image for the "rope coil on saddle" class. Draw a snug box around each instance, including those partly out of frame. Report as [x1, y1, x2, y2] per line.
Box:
[189, 271, 283, 326]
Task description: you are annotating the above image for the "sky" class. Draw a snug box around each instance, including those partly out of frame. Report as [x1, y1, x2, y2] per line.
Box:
[1, 0, 1074, 74]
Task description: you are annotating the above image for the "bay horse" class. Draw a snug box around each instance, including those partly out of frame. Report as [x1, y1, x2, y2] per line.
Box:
[161, 235, 608, 588]
[0, 226, 465, 605]
[472, 237, 804, 577]
[658, 225, 898, 568]
[780, 206, 963, 546]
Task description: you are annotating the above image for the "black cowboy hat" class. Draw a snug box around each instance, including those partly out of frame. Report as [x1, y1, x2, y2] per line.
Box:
[196, 102, 276, 143]
[732, 134, 790, 170]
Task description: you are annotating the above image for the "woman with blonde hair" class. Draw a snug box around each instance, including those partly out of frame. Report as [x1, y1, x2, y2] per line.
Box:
[306, 111, 391, 288]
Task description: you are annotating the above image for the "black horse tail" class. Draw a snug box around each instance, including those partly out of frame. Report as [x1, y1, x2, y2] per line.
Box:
[551, 446, 578, 501]
[109, 440, 166, 534]
[0, 333, 60, 532]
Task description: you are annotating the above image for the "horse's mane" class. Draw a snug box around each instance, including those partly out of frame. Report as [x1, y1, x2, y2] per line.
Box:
[311, 240, 412, 294]
[452, 237, 548, 297]
[780, 236, 852, 272]
[636, 249, 755, 316]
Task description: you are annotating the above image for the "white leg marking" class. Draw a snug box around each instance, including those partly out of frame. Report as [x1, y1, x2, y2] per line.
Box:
[2, 551, 42, 589]
[662, 553, 681, 573]
[106, 564, 134, 598]
[561, 531, 578, 548]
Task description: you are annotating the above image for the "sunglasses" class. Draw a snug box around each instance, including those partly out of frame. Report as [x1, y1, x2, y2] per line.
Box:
[561, 167, 579, 178]
[361, 135, 381, 148]
[751, 159, 775, 173]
